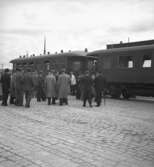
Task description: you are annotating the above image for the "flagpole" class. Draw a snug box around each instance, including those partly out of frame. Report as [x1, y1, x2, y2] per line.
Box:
[43, 36, 46, 55]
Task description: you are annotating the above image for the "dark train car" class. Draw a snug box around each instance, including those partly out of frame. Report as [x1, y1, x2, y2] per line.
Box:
[88, 43, 154, 98]
[10, 51, 96, 75]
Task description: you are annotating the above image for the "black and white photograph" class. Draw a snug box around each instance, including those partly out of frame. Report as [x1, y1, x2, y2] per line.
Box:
[0, 0, 154, 166]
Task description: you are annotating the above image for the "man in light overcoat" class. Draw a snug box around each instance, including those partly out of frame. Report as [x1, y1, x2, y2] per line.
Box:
[57, 69, 70, 105]
[45, 70, 56, 105]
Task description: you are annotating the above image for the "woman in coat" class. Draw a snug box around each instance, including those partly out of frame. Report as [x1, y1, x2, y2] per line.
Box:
[45, 70, 56, 105]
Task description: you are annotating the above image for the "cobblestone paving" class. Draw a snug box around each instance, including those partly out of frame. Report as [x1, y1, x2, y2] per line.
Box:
[0, 97, 154, 167]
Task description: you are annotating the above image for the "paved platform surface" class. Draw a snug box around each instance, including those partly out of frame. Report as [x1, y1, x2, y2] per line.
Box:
[0, 97, 154, 167]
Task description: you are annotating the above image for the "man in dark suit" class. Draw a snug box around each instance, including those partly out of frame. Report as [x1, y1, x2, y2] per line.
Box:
[23, 69, 34, 108]
[15, 68, 24, 106]
[1, 69, 10, 106]
[82, 71, 93, 107]
[94, 71, 106, 106]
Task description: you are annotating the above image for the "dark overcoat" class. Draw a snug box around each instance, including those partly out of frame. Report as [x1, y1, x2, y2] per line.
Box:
[94, 75, 106, 92]
[10, 73, 16, 97]
[1, 72, 10, 93]
[82, 75, 93, 98]
[23, 72, 34, 92]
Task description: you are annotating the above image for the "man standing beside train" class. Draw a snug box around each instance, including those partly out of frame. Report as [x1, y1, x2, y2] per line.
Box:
[94, 71, 106, 107]
[23, 68, 34, 108]
[45, 70, 56, 105]
[1, 69, 10, 106]
[15, 68, 24, 106]
[82, 70, 93, 107]
[70, 72, 76, 96]
[57, 68, 70, 105]
[36, 71, 46, 102]
[10, 70, 16, 104]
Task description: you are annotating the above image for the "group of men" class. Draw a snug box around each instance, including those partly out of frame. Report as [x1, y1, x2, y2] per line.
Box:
[1, 68, 35, 107]
[77, 71, 106, 107]
[0, 68, 106, 108]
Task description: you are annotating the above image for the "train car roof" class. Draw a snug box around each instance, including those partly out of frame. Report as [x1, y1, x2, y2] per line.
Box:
[10, 51, 96, 63]
[88, 44, 154, 56]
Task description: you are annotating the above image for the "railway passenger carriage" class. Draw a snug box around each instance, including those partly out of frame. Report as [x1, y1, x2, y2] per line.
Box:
[88, 41, 154, 98]
[10, 39, 154, 99]
[10, 51, 96, 74]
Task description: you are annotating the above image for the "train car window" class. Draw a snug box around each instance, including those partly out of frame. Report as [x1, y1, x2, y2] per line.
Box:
[13, 63, 17, 70]
[128, 60, 133, 68]
[23, 63, 27, 67]
[16, 63, 22, 69]
[142, 55, 152, 68]
[45, 63, 50, 70]
[72, 61, 81, 71]
[29, 62, 34, 70]
[37, 63, 42, 71]
[119, 56, 133, 68]
[44, 61, 50, 70]
[88, 60, 94, 70]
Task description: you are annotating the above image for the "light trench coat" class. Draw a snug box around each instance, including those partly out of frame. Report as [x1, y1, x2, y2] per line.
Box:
[57, 73, 70, 98]
[45, 74, 56, 98]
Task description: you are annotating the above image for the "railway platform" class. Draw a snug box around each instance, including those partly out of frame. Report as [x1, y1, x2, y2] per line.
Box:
[0, 96, 154, 167]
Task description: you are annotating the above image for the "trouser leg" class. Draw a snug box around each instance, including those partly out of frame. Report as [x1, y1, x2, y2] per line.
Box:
[72, 85, 76, 95]
[41, 88, 46, 101]
[87, 91, 92, 107]
[83, 91, 88, 106]
[16, 90, 23, 106]
[25, 91, 28, 107]
[27, 94, 31, 107]
[83, 95, 87, 106]
[52, 97, 56, 104]
[48, 97, 51, 105]
[59, 98, 63, 105]
[10, 95, 15, 104]
[63, 98, 68, 105]
[96, 91, 102, 106]
[2, 92, 8, 105]
[25, 91, 31, 107]
[19, 92, 24, 106]
[88, 98, 92, 107]
[37, 92, 41, 102]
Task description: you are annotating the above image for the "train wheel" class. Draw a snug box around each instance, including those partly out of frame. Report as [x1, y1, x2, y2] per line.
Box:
[110, 85, 121, 98]
[122, 88, 130, 99]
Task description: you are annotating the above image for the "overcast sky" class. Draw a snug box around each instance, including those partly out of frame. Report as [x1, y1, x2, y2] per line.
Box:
[0, 0, 154, 68]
